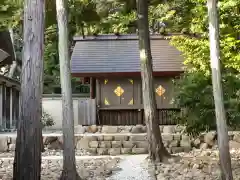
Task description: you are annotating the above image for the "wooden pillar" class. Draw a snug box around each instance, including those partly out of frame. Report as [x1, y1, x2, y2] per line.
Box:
[137, 80, 143, 123]
[10, 87, 13, 129]
[17, 89, 20, 129]
[0, 85, 2, 127]
[2, 85, 6, 129]
[96, 79, 101, 124]
[90, 77, 96, 99]
[96, 78, 101, 106]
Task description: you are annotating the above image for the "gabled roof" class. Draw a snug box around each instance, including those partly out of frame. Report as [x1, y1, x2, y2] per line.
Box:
[71, 34, 183, 76]
[0, 31, 15, 66]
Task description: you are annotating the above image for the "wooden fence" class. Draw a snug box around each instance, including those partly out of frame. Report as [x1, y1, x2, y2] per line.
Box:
[78, 98, 96, 125]
[42, 94, 96, 129]
[42, 94, 180, 129]
[98, 108, 180, 125]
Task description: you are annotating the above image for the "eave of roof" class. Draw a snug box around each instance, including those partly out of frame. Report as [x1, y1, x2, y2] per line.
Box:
[73, 33, 183, 41]
[0, 31, 15, 66]
[0, 74, 20, 89]
[72, 71, 183, 78]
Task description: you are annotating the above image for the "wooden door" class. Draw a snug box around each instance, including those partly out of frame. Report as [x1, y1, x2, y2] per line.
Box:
[154, 77, 174, 108]
[119, 79, 134, 105]
[101, 79, 121, 106]
[100, 78, 135, 107]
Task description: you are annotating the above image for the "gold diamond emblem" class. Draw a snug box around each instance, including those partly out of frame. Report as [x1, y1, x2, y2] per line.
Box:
[129, 79, 134, 84]
[156, 85, 165, 96]
[104, 98, 110, 105]
[114, 86, 124, 96]
[128, 98, 133, 105]
[104, 79, 108, 84]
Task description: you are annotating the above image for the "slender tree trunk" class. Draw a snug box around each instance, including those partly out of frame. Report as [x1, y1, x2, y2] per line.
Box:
[13, 0, 45, 179]
[207, 0, 233, 179]
[8, 61, 17, 77]
[136, 0, 170, 163]
[56, 0, 81, 179]
[8, 28, 17, 78]
[17, 66, 22, 74]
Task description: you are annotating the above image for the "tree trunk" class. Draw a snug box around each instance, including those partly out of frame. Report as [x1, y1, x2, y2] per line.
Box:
[56, 0, 81, 179]
[136, 0, 170, 163]
[207, 0, 233, 179]
[13, 0, 45, 179]
[8, 28, 17, 78]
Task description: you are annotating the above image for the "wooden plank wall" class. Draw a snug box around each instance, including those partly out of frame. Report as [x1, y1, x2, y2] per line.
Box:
[42, 96, 179, 126]
[98, 108, 180, 125]
[98, 109, 143, 125]
[94, 77, 180, 125]
[78, 98, 96, 125]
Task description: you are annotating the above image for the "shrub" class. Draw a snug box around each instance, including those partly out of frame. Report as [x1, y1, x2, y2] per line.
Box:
[41, 110, 55, 127]
[173, 72, 240, 137]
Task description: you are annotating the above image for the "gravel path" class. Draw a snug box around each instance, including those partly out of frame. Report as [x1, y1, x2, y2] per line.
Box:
[106, 155, 156, 180]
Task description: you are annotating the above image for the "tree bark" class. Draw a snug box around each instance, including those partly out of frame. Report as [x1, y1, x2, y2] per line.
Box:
[207, 0, 233, 179]
[13, 0, 45, 179]
[136, 0, 170, 163]
[56, 0, 81, 179]
[8, 28, 18, 78]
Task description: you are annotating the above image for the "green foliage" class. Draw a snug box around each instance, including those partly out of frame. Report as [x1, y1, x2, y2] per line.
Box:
[41, 111, 55, 127]
[43, 0, 102, 93]
[173, 72, 240, 136]
[171, 0, 240, 136]
[0, 0, 22, 30]
[44, 25, 60, 93]
[4, 0, 173, 93]
[171, 36, 211, 74]
[3, 0, 240, 136]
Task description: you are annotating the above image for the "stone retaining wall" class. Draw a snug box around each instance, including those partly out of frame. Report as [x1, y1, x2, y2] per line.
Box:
[74, 125, 185, 134]
[1, 125, 240, 154]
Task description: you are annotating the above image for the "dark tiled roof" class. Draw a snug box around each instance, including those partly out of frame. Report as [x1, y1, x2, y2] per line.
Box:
[71, 34, 183, 75]
[0, 31, 15, 66]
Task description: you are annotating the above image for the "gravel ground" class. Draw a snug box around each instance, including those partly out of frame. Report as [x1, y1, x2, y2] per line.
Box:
[155, 148, 240, 180]
[0, 156, 121, 180]
[106, 155, 155, 180]
[0, 153, 154, 180]
[2, 149, 240, 179]
[0, 149, 92, 158]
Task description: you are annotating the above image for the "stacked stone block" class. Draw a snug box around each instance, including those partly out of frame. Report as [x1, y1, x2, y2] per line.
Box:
[1, 125, 240, 154]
